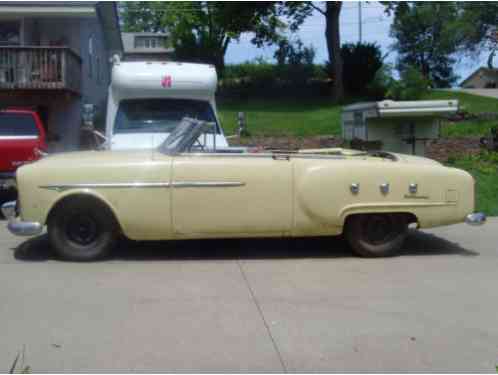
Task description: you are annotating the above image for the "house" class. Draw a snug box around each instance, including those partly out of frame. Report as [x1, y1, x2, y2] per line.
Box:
[460, 67, 498, 89]
[122, 32, 174, 62]
[0, 1, 122, 152]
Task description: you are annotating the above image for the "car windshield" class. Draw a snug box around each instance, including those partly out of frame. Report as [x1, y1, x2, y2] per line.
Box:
[114, 98, 219, 134]
[0, 113, 39, 137]
[160, 117, 216, 154]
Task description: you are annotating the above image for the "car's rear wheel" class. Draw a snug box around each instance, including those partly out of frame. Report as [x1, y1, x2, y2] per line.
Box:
[345, 213, 408, 257]
[47, 197, 118, 261]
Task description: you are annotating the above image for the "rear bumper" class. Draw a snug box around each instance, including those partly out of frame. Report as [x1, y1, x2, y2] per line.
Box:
[465, 212, 486, 226]
[1, 201, 43, 236]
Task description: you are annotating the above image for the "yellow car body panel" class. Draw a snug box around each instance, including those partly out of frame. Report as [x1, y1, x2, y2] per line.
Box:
[15, 148, 475, 241]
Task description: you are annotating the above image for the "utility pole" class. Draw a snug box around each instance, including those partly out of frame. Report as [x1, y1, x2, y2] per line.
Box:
[358, 2, 362, 43]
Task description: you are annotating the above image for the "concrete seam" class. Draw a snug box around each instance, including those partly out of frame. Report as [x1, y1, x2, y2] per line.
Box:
[237, 260, 287, 373]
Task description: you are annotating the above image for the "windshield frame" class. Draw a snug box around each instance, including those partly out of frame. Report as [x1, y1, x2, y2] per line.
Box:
[158, 117, 217, 155]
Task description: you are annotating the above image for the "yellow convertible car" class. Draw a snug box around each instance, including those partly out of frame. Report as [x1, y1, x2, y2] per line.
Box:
[2, 119, 486, 261]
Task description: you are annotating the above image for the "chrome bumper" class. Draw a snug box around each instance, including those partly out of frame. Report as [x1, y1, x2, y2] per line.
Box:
[0, 178, 16, 190]
[1, 201, 43, 237]
[465, 212, 487, 226]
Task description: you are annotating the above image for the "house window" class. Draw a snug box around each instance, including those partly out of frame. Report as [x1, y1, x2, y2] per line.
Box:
[0, 21, 20, 46]
[134, 36, 165, 49]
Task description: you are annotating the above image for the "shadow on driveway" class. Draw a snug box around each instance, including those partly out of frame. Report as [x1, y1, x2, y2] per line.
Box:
[11, 229, 479, 262]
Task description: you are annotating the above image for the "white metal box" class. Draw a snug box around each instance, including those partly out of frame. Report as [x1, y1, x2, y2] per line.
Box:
[342, 100, 458, 156]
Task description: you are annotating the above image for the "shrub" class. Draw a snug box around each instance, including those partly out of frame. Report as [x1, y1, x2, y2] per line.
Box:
[386, 66, 431, 100]
[366, 64, 393, 100]
[327, 42, 383, 96]
[219, 40, 329, 99]
[274, 39, 316, 85]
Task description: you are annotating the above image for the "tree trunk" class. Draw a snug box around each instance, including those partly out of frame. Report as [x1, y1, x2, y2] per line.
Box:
[325, 2, 344, 102]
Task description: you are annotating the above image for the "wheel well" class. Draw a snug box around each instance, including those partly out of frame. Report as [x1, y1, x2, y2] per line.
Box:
[344, 212, 419, 227]
[46, 194, 121, 232]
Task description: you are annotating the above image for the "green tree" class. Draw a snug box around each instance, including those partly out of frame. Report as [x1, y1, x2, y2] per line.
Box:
[454, 3, 498, 68]
[339, 42, 383, 95]
[384, 2, 459, 88]
[284, 2, 344, 101]
[121, 2, 286, 74]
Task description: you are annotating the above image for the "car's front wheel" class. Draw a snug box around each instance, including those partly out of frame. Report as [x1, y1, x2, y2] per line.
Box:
[47, 197, 119, 261]
[345, 213, 408, 257]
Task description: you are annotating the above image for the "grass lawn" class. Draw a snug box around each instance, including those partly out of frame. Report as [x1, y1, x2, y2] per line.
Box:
[421, 90, 498, 137]
[447, 154, 498, 216]
[218, 90, 498, 138]
[218, 97, 342, 137]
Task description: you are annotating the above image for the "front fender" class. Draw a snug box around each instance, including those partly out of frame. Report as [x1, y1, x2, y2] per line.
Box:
[44, 189, 121, 226]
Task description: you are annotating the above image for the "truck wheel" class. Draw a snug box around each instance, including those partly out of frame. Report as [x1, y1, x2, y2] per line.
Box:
[47, 197, 118, 261]
[345, 213, 408, 257]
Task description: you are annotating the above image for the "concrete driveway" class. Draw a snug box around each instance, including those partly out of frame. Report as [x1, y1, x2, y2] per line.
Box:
[0, 218, 497, 372]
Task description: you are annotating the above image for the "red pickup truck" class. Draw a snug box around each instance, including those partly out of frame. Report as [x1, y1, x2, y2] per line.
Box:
[0, 109, 47, 191]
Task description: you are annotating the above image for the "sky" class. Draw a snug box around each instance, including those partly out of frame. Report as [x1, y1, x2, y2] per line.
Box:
[225, 1, 487, 85]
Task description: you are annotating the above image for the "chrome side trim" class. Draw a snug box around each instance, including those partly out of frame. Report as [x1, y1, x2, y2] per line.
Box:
[179, 152, 346, 160]
[39, 182, 172, 191]
[172, 181, 245, 188]
[39, 181, 245, 191]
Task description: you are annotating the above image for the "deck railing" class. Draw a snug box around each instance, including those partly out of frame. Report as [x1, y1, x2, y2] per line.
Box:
[0, 46, 82, 93]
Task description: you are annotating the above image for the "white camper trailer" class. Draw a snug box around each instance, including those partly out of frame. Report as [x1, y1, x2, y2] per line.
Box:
[105, 60, 228, 150]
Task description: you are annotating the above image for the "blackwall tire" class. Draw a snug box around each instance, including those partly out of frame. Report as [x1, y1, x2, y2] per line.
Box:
[345, 213, 408, 257]
[47, 197, 118, 261]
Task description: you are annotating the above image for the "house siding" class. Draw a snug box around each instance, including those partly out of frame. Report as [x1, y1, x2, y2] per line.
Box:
[0, 2, 120, 152]
[79, 18, 111, 126]
[461, 68, 498, 89]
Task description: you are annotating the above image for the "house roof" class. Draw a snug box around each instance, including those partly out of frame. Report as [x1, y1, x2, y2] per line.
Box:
[121, 32, 174, 54]
[460, 67, 498, 87]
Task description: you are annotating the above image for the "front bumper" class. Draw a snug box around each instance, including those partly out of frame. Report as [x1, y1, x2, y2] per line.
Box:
[0, 172, 16, 190]
[465, 212, 487, 226]
[1, 201, 43, 236]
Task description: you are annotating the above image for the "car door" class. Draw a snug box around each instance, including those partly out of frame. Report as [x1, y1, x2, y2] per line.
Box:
[171, 154, 293, 237]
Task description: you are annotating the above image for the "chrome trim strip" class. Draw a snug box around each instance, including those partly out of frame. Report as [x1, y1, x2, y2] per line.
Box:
[172, 181, 245, 188]
[39, 182, 171, 191]
[0, 135, 38, 140]
[39, 181, 245, 191]
[179, 153, 346, 160]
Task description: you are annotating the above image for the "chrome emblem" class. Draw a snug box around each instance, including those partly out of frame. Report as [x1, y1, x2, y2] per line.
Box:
[380, 183, 389, 195]
[409, 183, 418, 194]
[350, 183, 360, 194]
